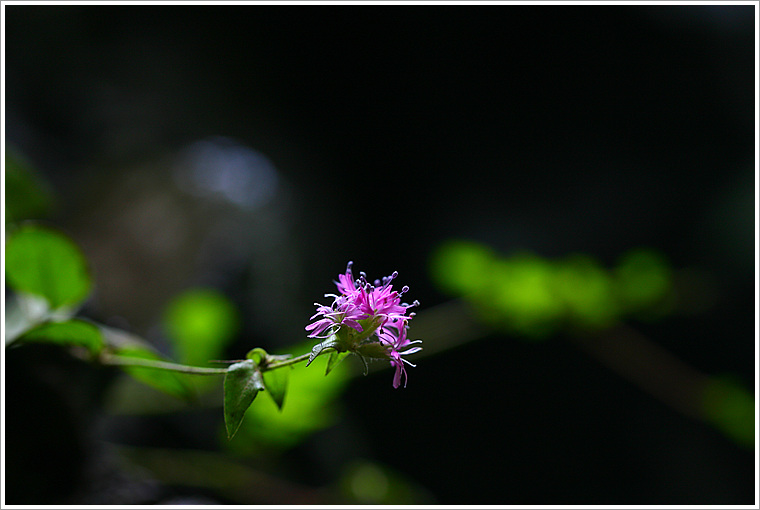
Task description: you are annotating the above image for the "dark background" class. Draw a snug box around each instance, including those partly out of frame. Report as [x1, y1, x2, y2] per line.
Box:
[4, 4, 756, 505]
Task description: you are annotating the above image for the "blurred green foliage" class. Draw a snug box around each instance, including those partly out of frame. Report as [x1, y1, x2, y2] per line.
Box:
[615, 248, 674, 318]
[702, 376, 755, 450]
[17, 319, 104, 354]
[338, 459, 433, 504]
[430, 239, 674, 339]
[164, 288, 240, 367]
[4, 145, 54, 225]
[5, 224, 92, 311]
[429, 239, 754, 450]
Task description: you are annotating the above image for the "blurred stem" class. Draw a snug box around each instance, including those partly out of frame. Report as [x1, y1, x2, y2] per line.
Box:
[413, 300, 713, 422]
[570, 323, 710, 421]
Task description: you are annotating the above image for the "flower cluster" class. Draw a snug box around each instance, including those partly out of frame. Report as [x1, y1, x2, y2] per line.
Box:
[306, 262, 422, 388]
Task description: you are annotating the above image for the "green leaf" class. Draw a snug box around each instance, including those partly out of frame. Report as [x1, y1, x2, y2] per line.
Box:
[17, 319, 104, 354]
[4, 146, 54, 225]
[164, 289, 240, 367]
[326, 350, 350, 375]
[262, 368, 289, 410]
[224, 360, 265, 439]
[5, 224, 91, 310]
[114, 345, 195, 400]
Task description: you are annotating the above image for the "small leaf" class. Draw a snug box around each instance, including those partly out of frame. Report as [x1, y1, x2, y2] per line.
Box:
[306, 337, 339, 367]
[17, 319, 104, 354]
[5, 224, 91, 309]
[326, 350, 350, 375]
[224, 360, 265, 439]
[262, 368, 289, 410]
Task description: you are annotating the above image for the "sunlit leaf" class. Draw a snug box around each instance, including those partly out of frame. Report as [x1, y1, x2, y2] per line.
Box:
[224, 360, 265, 439]
[326, 350, 350, 375]
[16, 319, 104, 354]
[5, 224, 91, 310]
[262, 368, 289, 410]
[164, 288, 240, 367]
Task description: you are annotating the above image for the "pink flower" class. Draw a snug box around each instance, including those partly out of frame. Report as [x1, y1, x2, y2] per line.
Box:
[306, 262, 422, 387]
[378, 324, 423, 388]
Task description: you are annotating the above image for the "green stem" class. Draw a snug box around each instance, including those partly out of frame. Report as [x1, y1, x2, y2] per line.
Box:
[100, 348, 333, 376]
[101, 353, 229, 375]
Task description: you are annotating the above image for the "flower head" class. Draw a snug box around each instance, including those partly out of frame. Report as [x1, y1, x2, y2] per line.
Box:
[306, 261, 421, 387]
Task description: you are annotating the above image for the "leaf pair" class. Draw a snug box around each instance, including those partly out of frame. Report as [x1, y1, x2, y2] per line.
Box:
[223, 353, 291, 439]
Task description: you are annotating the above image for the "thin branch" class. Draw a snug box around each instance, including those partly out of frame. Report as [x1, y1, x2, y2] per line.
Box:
[101, 353, 229, 375]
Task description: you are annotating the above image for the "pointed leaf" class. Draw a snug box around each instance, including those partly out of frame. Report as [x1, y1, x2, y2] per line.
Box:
[263, 368, 289, 410]
[224, 360, 265, 439]
[326, 350, 350, 375]
[5, 224, 91, 309]
[306, 336, 339, 367]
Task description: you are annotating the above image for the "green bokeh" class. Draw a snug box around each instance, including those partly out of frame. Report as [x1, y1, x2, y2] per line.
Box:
[429, 239, 495, 296]
[489, 255, 564, 338]
[338, 460, 432, 504]
[554, 254, 618, 330]
[614, 248, 673, 316]
[702, 376, 755, 449]
[164, 288, 240, 367]
[430, 239, 675, 338]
